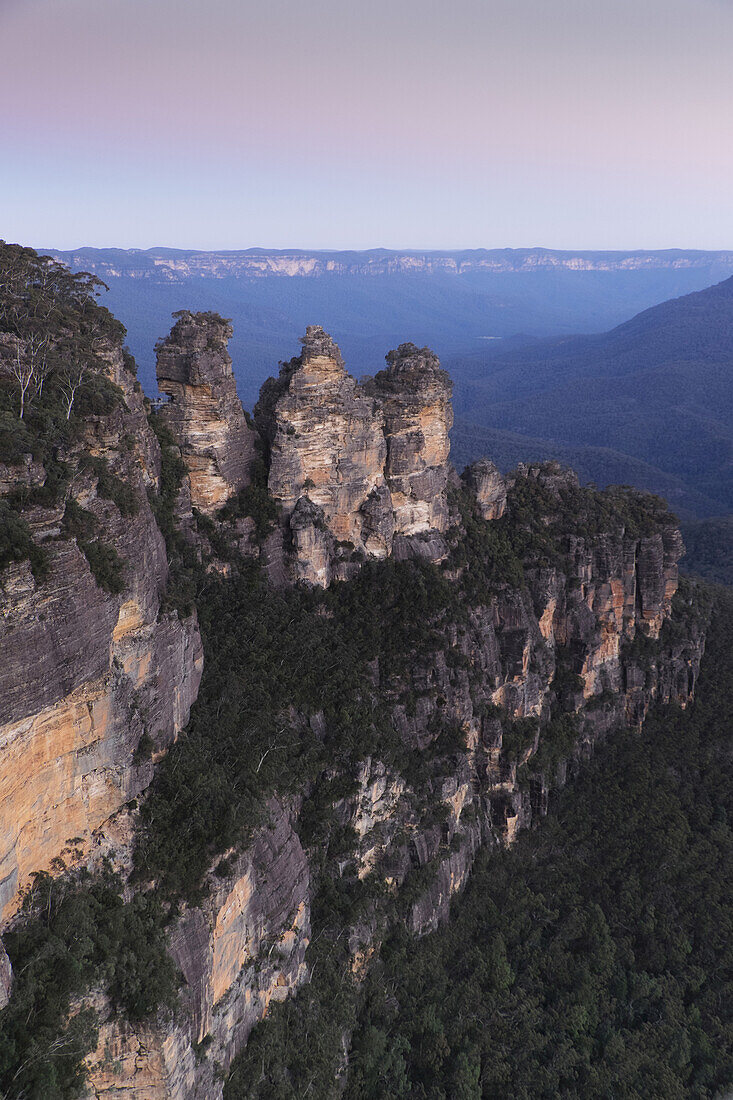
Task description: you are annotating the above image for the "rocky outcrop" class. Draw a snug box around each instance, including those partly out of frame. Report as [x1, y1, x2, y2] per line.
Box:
[156, 311, 256, 516]
[0, 943, 11, 1009]
[83, 801, 309, 1100]
[0, 290, 709, 1100]
[373, 342, 453, 546]
[257, 327, 452, 585]
[462, 458, 506, 520]
[0, 341, 203, 923]
[49, 247, 733, 282]
[258, 326, 387, 585]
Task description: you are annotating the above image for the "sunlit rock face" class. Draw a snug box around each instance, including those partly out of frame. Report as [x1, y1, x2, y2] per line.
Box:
[373, 342, 453, 545]
[257, 327, 453, 585]
[156, 311, 256, 515]
[83, 801, 310, 1100]
[0, 342, 202, 924]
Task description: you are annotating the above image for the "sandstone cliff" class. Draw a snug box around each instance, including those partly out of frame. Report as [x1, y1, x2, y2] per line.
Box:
[49, 247, 733, 282]
[256, 327, 452, 584]
[0, 337, 202, 925]
[156, 311, 256, 517]
[83, 801, 309, 1100]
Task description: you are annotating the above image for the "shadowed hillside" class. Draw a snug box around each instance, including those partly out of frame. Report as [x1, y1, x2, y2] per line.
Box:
[449, 276, 733, 517]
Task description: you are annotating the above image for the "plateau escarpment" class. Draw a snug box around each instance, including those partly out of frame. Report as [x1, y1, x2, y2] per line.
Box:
[0, 248, 710, 1100]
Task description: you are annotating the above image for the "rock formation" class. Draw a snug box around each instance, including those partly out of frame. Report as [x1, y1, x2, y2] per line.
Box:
[0, 339, 202, 924]
[83, 801, 309, 1100]
[373, 342, 453, 545]
[257, 327, 452, 584]
[0, 275, 709, 1100]
[156, 311, 256, 516]
[462, 457, 506, 520]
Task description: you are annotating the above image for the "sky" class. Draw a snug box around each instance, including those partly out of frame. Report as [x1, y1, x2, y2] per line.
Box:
[2, 0, 733, 250]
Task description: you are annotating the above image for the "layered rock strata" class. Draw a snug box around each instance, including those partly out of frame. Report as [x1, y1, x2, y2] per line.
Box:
[0, 304, 708, 1100]
[156, 311, 256, 516]
[257, 327, 453, 584]
[462, 457, 507, 520]
[0, 341, 203, 923]
[83, 801, 309, 1100]
[372, 342, 453, 545]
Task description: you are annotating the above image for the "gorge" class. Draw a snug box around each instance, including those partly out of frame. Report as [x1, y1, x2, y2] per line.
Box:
[0, 244, 719, 1099]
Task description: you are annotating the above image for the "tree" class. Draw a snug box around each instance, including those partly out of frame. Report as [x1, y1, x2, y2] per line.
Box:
[60, 359, 91, 420]
[3, 337, 36, 419]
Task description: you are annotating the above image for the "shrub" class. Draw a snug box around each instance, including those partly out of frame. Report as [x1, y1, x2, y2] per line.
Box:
[80, 539, 125, 594]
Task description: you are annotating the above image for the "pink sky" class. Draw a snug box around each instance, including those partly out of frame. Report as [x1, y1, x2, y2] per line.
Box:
[3, 0, 733, 249]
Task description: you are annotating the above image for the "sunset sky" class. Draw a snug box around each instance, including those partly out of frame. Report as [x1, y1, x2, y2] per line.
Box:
[3, 0, 733, 250]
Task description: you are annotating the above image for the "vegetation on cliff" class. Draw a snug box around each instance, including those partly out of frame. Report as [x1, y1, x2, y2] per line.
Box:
[0, 252, 717, 1099]
[0, 870, 176, 1100]
[0, 242, 135, 582]
[226, 585, 732, 1100]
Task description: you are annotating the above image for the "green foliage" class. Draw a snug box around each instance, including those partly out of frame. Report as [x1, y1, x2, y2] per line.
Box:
[82, 455, 139, 517]
[217, 457, 279, 541]
[342, 588, 733, 1100]
[0, 242, 133, 575]
[80, 539, 125, 594]
[500, 717, 538, 764]
[0, 500, 48, 580]
[133, 556, 455, 902]
[61, 497, 98, 540]
[447, 485, 526, 598]
[145, 408, 204, 615]
[528, 713, 581, 778]
[0, 869, 177, 1100]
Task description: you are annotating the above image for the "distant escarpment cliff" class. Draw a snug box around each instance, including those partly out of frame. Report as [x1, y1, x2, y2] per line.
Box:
[0, 245, 708, 1100]
[47, 246, 733, 282]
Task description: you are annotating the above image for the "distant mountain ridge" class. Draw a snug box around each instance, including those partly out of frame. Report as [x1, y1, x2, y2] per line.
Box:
[43, 247, 733, 408]
[47, 246, 733, 281]
[448, 275, 733, 518]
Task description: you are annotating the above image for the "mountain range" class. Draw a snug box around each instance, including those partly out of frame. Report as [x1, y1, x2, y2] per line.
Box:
[48, 246, 733, 409]
[448, 274, 733, 518]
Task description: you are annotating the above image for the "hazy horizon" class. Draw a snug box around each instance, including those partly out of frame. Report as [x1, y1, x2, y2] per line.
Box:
[35, 243, 733, 256]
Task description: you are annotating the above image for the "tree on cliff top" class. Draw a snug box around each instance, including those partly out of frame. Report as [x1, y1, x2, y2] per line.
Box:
[0, 241, 123, 421]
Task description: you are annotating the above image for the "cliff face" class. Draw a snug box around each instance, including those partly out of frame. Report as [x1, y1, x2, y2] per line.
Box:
[257, 327, 452, 585]
[0, 341, 202, 924]
[0, 272, 709, 1100]
[83, 801, 309, 1100]
[156, 311, 256, 517]
[49, 247, 733, 281]
[323, 463, 702, 937]
[462, 458, 506, 520]
[374, 343, 453, 541]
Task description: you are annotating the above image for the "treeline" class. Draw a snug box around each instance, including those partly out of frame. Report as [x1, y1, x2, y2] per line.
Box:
[0, 242, 131, 581]
[226, 586, 733, 1099]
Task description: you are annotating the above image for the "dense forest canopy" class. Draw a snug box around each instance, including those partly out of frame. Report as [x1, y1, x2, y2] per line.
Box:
[227, 586, 733, 1100]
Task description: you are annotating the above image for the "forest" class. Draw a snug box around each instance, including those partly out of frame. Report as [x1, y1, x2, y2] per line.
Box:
[227, 585, 733, 1099]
